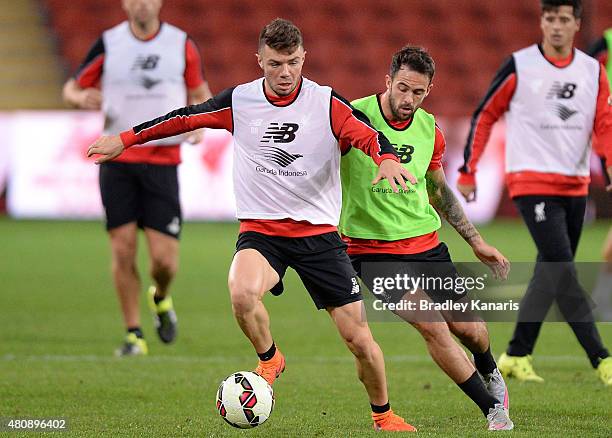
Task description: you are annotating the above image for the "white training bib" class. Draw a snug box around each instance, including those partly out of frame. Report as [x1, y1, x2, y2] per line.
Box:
[102, 22, 188, 146]
[506, 45, 599, 176]
[231, 78, 342, 225]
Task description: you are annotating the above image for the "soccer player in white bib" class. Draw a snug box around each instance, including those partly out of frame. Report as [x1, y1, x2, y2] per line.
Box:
[88, 19, 418, 431]
[62, 0, 212, 356]
[457, 0, 612, 385]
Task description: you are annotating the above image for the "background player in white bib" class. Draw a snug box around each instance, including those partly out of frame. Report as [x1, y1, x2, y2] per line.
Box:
[87, 19, 418, 431]
[62, 0, 212, 356]
[457, 0, 612, 385]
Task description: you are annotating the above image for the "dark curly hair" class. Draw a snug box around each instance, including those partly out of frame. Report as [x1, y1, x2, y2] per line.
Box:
[390, 46, 435, 82]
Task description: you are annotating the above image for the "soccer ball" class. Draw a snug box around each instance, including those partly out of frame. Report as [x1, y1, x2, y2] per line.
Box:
[215, 371, 274, 428]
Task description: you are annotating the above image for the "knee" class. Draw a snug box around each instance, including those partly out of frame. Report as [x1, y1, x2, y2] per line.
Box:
[413, 322, 450, 345]
[228, 277, 262, 316]
[111, 240, 137, 271]
[343, 329, 377, 359]
[150, 253, 178, 277]
[452, 322, 484, 346]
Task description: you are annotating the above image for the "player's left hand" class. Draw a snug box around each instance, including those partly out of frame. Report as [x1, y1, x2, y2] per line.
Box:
[471, 237, 511, 280]
[373, 159, 417, 193]
[186, 128, 205, 145]
[87, 135, 125, 164]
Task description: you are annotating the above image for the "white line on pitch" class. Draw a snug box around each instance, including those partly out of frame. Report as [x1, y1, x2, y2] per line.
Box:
[0, 354, 585, 363]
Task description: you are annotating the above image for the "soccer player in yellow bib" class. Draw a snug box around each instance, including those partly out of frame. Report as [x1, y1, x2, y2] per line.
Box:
[339, 46, 513, 430]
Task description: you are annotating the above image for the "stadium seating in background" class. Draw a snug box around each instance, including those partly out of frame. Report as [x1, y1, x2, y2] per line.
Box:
[0, 0, 64, 109]
[40, 0, 609, 117]
[592, 1, 612, 37]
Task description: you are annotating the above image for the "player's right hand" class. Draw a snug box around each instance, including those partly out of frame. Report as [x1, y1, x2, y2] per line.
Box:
[457, 182, 477, 202]
[78, 88, 102, 110]
[87, 135, 124, 164]
[373, 159, 417, 193]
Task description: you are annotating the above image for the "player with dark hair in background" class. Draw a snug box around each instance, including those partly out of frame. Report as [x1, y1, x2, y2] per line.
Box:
[87, 18, 419, 432]
[63, 0, 212, 356]
[457, 0, 612, 385]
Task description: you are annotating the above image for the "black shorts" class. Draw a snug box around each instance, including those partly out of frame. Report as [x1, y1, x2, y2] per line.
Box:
[350, 243, 465, 304]
[99, 162, 182, 239]
[235, 231, 363, 310]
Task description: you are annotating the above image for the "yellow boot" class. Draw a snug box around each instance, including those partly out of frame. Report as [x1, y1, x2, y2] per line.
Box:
[498, 353, 544, 382]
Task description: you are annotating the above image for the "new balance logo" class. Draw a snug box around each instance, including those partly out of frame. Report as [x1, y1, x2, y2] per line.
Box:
[139, 75, 162, 90]
[131, 55, 160, 71]
[261, 123, 299, 143]
[350, 277, 361, 295]
[259, 146, 303, 167]
[534, 202, 546, 223]
[393, 144, 415, 164]
[546, 82, 577, 100]
[550, 103, 578, 121]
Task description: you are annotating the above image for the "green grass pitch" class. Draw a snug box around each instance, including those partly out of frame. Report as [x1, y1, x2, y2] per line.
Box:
[1, 218, 610, 437]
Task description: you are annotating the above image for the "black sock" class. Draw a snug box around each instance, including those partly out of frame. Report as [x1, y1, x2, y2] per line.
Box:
[473, 346, 497, 376]
[127, 327, 143, 339]
[457, 371, 498, 417]
[257, 342, 276, 361]
[153, 295, 165, 304]
[592, 352, 611, 369]
[370, 402, 390, 414]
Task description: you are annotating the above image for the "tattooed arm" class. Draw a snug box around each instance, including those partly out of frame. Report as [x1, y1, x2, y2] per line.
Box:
[426, 168, 481, 244]
[425, 168, 510, 279]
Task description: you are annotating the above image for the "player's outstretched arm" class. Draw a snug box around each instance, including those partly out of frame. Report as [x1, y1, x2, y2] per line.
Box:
[129, 88, 234, 144]
[86, 88, 233, 163]
[87, 87, 235, 164]
[426, 168, 510, 279]
[185, 81, 214, 144]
